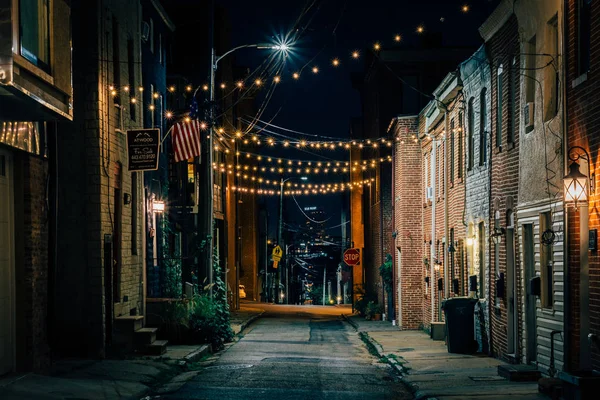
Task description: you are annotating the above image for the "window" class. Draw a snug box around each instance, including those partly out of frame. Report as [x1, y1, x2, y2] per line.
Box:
[128, 39, 136, 121]
[149, 18, 154, 53]
[479, 88, 487, 166]
[478, 221, 486, 298]
[424, 153, 429, 203]
[496, 64, 504, 148]
[509, 58, 516, 146]
[19, 0, 50, 71]
[112, 18, 121, 104]
[525, 36, 537, 104]
[438, 142, 443, 198]
[450, 119, 455, 184]
[546, 16, 559, 120]
[468, 98, 475, 171]
[540, 212, 553, 308]
[159, 34, 163, 65]
[578, 0, 592, 75]
[458, 112, 463, 179]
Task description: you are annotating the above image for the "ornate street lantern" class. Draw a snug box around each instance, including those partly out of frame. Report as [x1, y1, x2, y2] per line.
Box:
[563, 160, 589, 210]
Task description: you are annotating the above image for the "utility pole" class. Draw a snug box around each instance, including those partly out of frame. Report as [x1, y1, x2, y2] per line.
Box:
[337, 265, 342, 304]
[278, 178, 284, 303]
[322, 266, 326, 306]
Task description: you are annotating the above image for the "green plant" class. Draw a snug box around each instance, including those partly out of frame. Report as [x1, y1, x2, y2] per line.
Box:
[353, 284, 376, 316]
[379, 254, 393, 295]
[308, 285, 324, 305]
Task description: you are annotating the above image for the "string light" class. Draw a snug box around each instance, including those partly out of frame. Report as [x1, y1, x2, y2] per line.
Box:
[149, 104, 155, 111]
[186, 85, 192, 92]
[416, 25, 425, 33]
[236, 81, 244, 88]
[373, 42, 381, 51]
[293, 72, 300, 80]
[273, 76, 281, 83]
[332, 58, 340, 67]
[168, 86, 175, 92]
[394, 34, 402, 42]
[220, 83, 226, 89]
[184, 116, 191, 123]
[138, 86, 144, 92]
[202, 84, 209, 91]
[312, 66, 319, 74]
[153, 92, 159, 99]
[199, 122, 208, 130]
[165, 111, 173, 119]
[352, 50, 360, 59]
[462, 4, 469, 13]
[130, 97, 137, 104]
[255, 78, 262, 86]
[110, 89, 117, 97]
[124, 86, 130, 92]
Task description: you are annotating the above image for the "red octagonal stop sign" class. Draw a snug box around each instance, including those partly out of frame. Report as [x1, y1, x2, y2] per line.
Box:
[343, 248, 360, 266]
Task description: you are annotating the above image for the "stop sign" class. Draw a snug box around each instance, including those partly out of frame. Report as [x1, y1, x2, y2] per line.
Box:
[343, 248, 360, 266]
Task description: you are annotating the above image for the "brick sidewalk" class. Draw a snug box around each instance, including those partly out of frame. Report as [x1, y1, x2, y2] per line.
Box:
[344, 315, 549, 400]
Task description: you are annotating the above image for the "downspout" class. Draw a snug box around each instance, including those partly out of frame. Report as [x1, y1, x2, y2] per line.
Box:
[561, 0, 571, 373]
[391, 119, 397, 322]
[444, 108, 450, 299]
[430, 137, 437, 323]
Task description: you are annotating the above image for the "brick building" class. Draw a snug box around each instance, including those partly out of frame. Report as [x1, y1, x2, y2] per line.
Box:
[479, 1, 522, 362]
[564, 0, 600, 373]
[55, 0, 146, 357]
[0, 0, 72, 373]
[390, 116, 423, 329]
[459, 45, 492, 353]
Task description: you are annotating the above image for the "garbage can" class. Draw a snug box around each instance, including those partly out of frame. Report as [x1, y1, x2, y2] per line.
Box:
[441, 297, 478, 354]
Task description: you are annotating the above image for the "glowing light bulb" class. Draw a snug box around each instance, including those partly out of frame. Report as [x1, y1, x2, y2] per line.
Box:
[200, 122, 208, 130]
[417, 25, 425, 34]
[124, 86, 130, 92]
[273, 76, 281, 83]
[184, 116, 191, 123]
[186, 85, 192, 92]
[220, 83, 226, 89]
[352, 50, 360, 59]
[165, 111, 173, 119]
[168, 86, 175, 92]
[394, 34, 401, 42]
[109, 85, 114, 91]
[374, 42, 381, 51]
[462, 4, 469, 13]
[332, 58, 340, 67]
[149, 104, 155, 111]
[255, 78, 262, 86]
[236, 81, 244, 88]
[153, 92, 159, 99]
[110, 89, 117, 97]
[130, 97, 137, 104]
[202, 84, 209, 91]
[293, 72, 300, 80]
[312, 66, 319, 74]
[138, 86, 144, 92]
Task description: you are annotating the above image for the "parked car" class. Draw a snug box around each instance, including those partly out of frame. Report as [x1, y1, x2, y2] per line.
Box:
[239, 285, 247, 299]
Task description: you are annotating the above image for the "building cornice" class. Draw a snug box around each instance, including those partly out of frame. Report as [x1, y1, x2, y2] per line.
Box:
[479, 0, 514, 42]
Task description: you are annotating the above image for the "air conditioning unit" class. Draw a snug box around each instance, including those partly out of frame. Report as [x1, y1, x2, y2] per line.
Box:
[524, 102, 534, 130]
[426, 187, 434, 200]
[141, 22, 150, 42]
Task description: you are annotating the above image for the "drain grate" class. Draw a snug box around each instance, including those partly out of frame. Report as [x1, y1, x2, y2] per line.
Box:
[469, 376, 506, 382]
[205, 364, 253, 370]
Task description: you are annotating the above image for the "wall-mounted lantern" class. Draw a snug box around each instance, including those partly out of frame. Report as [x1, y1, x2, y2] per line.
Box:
[564, 146, 594, 210]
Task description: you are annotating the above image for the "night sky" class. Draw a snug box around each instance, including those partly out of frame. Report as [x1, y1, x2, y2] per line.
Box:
[169, 0, 501, 240]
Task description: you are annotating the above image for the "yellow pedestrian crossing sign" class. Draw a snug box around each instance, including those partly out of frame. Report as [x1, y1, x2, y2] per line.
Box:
[272, 245, 283, 262]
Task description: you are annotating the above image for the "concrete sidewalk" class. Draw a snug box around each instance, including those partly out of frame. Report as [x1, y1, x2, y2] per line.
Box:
[344, 314, 549, 400]
[0, 304, 265, 399]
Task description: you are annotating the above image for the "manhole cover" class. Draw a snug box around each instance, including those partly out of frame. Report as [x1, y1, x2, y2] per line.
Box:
[205, 364, 253, 370]
[469, 376, 506, 382]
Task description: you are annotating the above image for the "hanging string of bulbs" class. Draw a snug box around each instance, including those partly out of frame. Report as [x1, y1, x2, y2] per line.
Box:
[230, 177, 376, 196]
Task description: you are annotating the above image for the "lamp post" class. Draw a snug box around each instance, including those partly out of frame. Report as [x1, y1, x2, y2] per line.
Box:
[563, 145, 594, 370]
[199, 39, 290, 297]
[278, 176, 307, 303]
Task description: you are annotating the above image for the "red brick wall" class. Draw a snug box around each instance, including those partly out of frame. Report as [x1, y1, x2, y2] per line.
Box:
[565, 0, 600, 371]
[392, 116, 424, 329]
[487, 14, 521, 361]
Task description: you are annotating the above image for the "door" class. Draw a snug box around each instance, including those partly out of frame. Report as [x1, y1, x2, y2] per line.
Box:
[506, 210, 517, 356]
[523, 224, 537, 363]
[0, 150, 14, 375]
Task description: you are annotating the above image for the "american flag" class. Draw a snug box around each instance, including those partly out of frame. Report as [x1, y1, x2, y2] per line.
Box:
[172, 120, 202, 162]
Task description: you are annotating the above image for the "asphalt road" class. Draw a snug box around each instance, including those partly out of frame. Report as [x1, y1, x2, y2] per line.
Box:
[164, 304, 412, 400]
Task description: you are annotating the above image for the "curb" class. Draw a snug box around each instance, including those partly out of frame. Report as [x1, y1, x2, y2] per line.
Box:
[236, 311, 265, 335]
[183, 344, 212, 363]
[341, 314, 359, 331]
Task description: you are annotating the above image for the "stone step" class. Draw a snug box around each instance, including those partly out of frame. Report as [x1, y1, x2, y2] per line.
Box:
[134, 327, 158, 345]
[498, 364, 542, 382]
[139, 340, 168, 356]
[114, 315, 144, 332]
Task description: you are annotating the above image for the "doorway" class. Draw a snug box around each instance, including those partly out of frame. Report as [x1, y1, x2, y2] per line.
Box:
[523, 224, 537, 363]
[0, 150, 14, 375]
[506, 210, 517, 356]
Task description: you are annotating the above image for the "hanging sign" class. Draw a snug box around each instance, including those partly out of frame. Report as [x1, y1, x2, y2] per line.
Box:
[126, 128, 160, 171]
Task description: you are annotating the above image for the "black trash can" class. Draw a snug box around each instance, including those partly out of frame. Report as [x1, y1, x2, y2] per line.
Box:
[441, 297, 478, 354]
